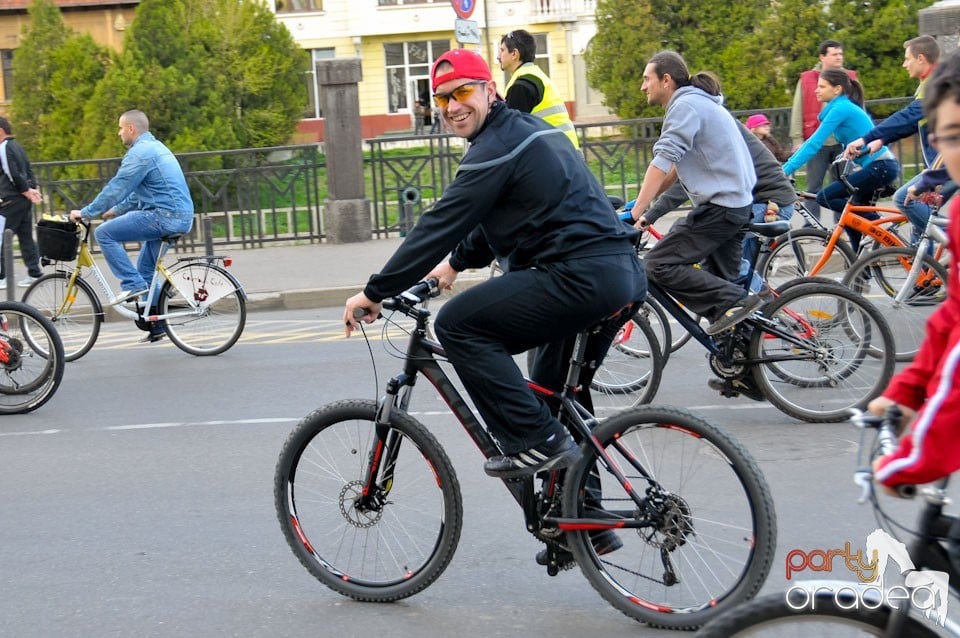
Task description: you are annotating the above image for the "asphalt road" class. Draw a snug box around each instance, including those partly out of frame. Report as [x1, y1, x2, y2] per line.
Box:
[0, 306, 933, 637]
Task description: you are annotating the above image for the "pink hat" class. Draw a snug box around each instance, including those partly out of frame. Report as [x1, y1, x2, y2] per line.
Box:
[431, 49, 492, 91]
[745, 114, 770, 129]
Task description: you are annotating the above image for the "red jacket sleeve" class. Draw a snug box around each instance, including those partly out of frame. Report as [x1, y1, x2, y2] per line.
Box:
[875, 333, 960, 487]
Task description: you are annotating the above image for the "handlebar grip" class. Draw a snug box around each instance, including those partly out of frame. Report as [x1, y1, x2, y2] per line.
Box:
[353, 307, 370, 319]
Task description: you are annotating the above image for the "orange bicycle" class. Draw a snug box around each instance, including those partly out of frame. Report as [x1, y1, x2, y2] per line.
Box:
[757, 187, 909, 290]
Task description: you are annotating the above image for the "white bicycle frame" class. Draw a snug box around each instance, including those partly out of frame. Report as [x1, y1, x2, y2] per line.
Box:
[67, 235, 235, 323]
[892, 215, 949, 306]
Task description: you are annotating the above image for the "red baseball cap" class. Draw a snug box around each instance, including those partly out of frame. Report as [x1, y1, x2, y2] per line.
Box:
[431, 49, 492, 91]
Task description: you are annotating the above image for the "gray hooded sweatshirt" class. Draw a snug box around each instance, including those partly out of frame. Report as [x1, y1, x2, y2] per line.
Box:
[651, 85, 756, 209]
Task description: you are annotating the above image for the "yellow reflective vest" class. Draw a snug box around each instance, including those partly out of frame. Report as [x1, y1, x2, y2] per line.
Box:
[504, 63, 579, 150]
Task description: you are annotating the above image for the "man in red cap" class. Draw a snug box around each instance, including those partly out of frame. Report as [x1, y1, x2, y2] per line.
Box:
[344, 49, 645, 489]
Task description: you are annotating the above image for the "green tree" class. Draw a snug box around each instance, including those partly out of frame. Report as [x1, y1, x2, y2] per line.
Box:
[828, 0, 937, 112]
[9, 0, 67, 147]
[586, 0, 938, 120]
[75, 0, 308, 159]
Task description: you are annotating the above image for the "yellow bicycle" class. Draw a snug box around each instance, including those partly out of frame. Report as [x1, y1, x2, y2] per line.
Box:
[24, 216, 246, 361]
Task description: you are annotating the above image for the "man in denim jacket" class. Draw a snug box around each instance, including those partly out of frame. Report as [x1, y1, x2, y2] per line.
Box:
[69, 110, 194, 304]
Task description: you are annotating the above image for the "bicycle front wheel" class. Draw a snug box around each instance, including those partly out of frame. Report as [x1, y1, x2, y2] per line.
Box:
[22, 272, 101, 361]
[0, 301, 65, 414]
[274, 399, 463, 602]
[159, 262, 246, 356]
[694, 589, 938, 637]
[842, 246, 947, 362]
[562, 405, 777, 629]
[750, 281, 895, 422]
[757, 228, 857, 289]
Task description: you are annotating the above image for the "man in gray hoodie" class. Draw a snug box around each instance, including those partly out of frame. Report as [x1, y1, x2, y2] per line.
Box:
[630, 51, 761, 335]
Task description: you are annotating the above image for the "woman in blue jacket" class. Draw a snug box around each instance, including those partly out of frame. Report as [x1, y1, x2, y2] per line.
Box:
[783, 68, 900, 250]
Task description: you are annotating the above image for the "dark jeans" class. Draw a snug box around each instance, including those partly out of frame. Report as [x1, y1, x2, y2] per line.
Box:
[0, 197, 42, 280]
[817, 158, 900, 252]
[644, 202, 751, 321]
[803, 143, 842, 221]
[434, 252, 646, 455]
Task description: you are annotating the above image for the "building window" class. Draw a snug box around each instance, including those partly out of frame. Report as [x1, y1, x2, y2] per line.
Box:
[533, 33, 550, 76]
[1, 50, 12, 101]
[305, 48, 335, 119]
[384, 40, 450, 114]
[276, 0, 322, 12]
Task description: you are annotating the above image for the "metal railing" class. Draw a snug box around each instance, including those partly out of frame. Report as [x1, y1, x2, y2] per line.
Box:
[24, 97, 916, 256]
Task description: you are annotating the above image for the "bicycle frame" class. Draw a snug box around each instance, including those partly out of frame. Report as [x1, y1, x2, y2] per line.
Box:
[356, 301, 652, 536]
[892, 215, 949, 305]
[54, 223, 239, 324]
[807, 203, 907, 275]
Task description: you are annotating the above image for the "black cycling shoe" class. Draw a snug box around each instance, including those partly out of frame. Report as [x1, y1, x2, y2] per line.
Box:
[483, 432, 581, 478]
[535, 529, 624, 568]
[707, 377, 764, 402]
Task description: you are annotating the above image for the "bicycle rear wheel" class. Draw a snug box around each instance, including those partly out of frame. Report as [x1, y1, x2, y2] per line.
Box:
[591, 313, 664, 413]
[562, 405, 777, 629]
[750, 281, 895, 422]
[757, 228, 856, 289]
[694, 589, 938, 637]
[160, 262, 246, 356]
[842, 246, 947, 362]
[274, 399, 463, 602]
[0, 301, 65, 414]
[21, 272, 101, 361]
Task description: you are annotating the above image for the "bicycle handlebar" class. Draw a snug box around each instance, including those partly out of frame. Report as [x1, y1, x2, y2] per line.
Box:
[850, 406, 916, 500]
[353, 278, 441, 319]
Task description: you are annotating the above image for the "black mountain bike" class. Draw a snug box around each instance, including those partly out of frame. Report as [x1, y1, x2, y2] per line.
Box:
[602, 217, 898, 422]
[274, 280, 777, 629]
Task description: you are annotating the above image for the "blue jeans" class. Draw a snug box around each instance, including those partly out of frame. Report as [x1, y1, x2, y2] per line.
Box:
[741, 202, 796, 277]
[94, 209, 193, 292]
[803, 143, 842, 221]
[817, 159, 900, 252]
[894, 173, 933, 249]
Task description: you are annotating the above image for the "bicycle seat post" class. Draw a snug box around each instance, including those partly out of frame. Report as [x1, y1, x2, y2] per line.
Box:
[562, 329, 591, 397]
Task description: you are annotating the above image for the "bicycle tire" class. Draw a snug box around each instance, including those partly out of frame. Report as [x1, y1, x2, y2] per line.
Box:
[21, 272, 102, 362]
[0, 301, 65, 414]
[750, 281, 895, 423]
[159, 262, 246, 356]
[562, 405, 777, 629]
[757, 227, 857, 289]
[639, 296, 678, 357]
[590, 313, 664, 412]
[842, 246, 947, 363]
[274, 399, 463, 602]
[694, 589, 938, 637]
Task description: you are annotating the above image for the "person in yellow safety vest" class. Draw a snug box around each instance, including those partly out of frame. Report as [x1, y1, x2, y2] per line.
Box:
[498, 29, 580, 150]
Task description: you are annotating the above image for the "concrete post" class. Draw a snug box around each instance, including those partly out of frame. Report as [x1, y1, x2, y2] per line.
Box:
[920, 1, 960, 51]
[317, 58, 372, 243]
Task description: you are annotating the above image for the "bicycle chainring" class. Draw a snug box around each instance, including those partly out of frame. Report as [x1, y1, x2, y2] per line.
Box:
[0, 335, 22, 370]
[708, 334, 750, 380]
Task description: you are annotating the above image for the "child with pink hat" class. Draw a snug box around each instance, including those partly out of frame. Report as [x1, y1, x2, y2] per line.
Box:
[746, 113, 790, 162]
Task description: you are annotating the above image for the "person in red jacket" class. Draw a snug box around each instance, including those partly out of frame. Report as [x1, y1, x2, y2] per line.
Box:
[871, 50, 960, 490]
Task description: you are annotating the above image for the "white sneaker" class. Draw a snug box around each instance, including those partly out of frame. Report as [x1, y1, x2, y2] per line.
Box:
[16, 276, 39, 288]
